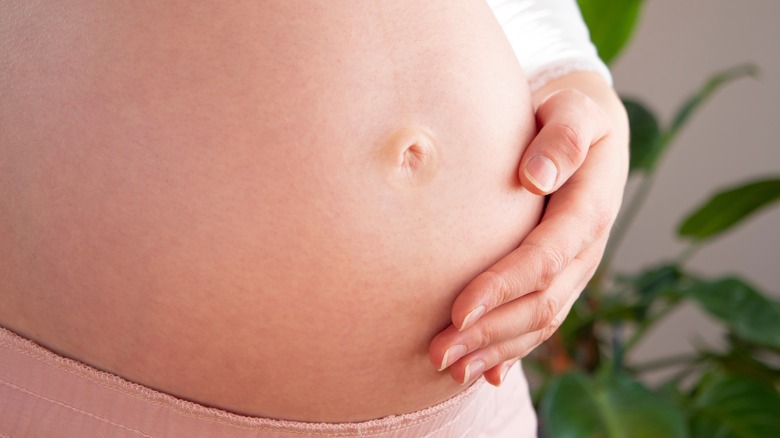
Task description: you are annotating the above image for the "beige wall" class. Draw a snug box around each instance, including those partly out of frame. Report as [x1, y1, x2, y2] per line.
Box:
[607, 1, 780, 371]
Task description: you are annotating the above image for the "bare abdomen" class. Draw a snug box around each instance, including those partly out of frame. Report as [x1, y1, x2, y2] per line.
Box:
[0, 0, 543, 421]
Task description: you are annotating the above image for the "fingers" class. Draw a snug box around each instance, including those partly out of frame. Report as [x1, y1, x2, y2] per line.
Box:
[482, 358, 519, 387]
[450, 194, 599, 332]
[483, 276, 585, 387]
[431, 254, 594, 375]
[434, 257, 593, 386]
[429, 73, 630, 384]
[519, 88, 610, 195]
[448, 297, 578, 386]
[450, 119, 625, 333]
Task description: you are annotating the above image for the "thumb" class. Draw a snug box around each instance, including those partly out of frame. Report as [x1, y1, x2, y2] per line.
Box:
[519, 89, 608, 195]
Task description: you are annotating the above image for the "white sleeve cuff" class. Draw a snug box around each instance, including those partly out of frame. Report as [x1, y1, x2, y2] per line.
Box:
[487, 0, 613, 92]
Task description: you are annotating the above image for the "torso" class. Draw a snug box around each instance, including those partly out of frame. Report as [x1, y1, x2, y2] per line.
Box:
[0, 0, 543, 421]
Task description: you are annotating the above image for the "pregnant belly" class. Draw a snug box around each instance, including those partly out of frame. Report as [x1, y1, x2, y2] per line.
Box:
[0, 0, 543, 421]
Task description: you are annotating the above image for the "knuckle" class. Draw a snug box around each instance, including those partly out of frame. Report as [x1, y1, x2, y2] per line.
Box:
[531, 295, 560, 331]
[551, 122, 588, 165]
[548, 313, 566, 333]
[534, 245, 569, 290]
[592, 205, 614, 237]
[587, 199, 618, 238]
[476, 321, 496, 349]
[482, 269, 513, 306]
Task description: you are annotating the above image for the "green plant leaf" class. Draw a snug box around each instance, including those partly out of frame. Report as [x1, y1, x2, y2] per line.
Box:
[680, 277, 780, 349]
[705, 347, 780, 387]
[665, 64, 758, 147]
[603, 264, 683, 325]
[623, 97, 662, 174]
[539, 371, 687, 438]
[632, 264, 683, 301]
[678, 177, 780, 241]
[689, 372, 780, 437]
[577, 0, 644, 64]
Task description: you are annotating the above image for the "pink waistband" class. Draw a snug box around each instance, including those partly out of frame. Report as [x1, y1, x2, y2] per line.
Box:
[0, 327, 536, 437]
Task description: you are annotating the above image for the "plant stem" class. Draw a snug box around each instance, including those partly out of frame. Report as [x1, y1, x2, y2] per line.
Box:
[594, 388, 625, 438]
[612, 321, 625, 372]
[622, 299, 678, 355]
[676, 242, 702, 266]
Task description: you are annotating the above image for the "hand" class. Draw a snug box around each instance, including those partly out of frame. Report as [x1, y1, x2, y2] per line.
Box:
[428, 71, 629, 386]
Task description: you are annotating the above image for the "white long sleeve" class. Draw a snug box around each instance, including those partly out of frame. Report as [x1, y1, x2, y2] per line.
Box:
[487, 0, 612, 91]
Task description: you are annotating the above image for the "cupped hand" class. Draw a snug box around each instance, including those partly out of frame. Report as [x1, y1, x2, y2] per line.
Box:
[429, 71, 629, 386]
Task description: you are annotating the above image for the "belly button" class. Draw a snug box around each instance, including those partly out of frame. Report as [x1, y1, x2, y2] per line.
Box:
[381, 126, 440, 188]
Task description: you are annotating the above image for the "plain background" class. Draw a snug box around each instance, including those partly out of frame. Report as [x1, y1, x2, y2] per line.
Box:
[606, 1, 780, 374]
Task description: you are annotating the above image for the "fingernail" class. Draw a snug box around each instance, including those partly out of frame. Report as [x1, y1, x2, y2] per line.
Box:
[524, 155, 558, 192]
[462, 360, 485, 385]
[439, 345, 467, 371]
[460, 305, 486, 331]
[499, 362, 512, 385]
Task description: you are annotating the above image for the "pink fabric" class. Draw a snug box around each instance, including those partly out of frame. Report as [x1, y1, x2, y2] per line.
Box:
[0, 327, 536, 437]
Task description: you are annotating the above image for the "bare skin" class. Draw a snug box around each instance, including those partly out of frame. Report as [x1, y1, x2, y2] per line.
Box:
[0, 0, 544, 422]
[431, 71, 629, 385]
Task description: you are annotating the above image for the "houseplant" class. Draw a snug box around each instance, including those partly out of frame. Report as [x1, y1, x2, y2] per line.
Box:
[526, 1, 780, 436]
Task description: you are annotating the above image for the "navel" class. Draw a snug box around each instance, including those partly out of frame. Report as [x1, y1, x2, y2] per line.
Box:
[379, 126, 440, 188]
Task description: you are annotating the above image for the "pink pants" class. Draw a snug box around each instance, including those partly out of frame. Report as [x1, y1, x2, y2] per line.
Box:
[0, 327, 537, 437]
